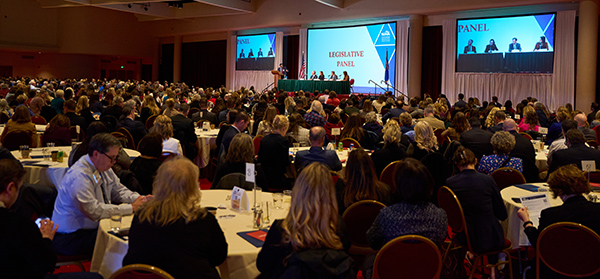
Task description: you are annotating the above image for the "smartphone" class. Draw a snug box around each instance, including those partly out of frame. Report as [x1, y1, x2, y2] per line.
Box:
[35, 217, 50, 228]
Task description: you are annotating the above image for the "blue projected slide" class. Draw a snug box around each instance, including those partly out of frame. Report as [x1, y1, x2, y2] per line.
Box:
[308, 22, 396, 93]
[236, 33, 276, 70]
[456, 13, 555, 73]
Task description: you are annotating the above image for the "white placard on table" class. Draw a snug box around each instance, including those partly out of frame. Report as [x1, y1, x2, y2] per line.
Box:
[501, 107, 506, 111]
[202, 121, 211, 130]
[538, 127, 548, 134]
[246, 163, 255, 183]
[231, 186, 249, 211]
[332, 128, 341, 136]
[582, 160, 596, 172]
[515, 114, 521, 120]
[520, 193, 551, 227]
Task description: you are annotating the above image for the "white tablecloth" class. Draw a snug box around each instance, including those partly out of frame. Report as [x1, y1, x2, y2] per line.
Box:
[11, 146, 140, 188]
[195, 128, 219, 168]
[91, 189, 288, 279]
[535, 146, 549, 172]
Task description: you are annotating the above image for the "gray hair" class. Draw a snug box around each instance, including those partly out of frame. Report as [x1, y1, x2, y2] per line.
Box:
[88, 133, 121, 157]
[490, 131, 516, 154]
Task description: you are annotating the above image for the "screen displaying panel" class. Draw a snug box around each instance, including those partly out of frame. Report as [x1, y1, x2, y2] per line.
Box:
[456, 13, 555, 73]
[236, 33, 276, 71]
[308, 22, 396, 93]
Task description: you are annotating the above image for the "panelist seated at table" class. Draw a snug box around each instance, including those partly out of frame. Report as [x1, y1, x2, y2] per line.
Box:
[329, 71, 339, 81]
[463, 39, 477, 54]
[533, 36, 549, 51]
[508, 37, 522, 52]
[518, 165, 600, 278]
[485, 39, 499, 53]
[318, 71, 325, 81]
[52, 133, 150, 256]
[256, 163, 353, 279]
[124, 157, 228, 279]
[309, 71, 319, 80]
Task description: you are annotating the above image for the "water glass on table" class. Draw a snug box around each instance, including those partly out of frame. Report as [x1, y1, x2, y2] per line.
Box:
[253, 187, 262, 209]
[109, 207, 122, 232]
[19, 145, 30, 159]
[272, 193, 283, 209]
[283, 190, 292, 205]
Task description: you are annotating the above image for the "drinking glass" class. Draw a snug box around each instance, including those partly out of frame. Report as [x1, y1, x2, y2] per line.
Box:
[20, 145, 30, 158]
[272, 193, 283, 209]
[254, 187, 262, 209]
[293, 142, 300, 151]
[42, 148, 50, 161]
[283, 190, 292, 205]
[46, 142, 55, 152]
[109, 207, 122, 232]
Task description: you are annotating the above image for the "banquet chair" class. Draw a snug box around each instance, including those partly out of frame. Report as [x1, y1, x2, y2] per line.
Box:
[372, 235, 442, 279]
[536, 222, 600, 278]
[253, 135, 263, 155]
[379, 160, 401, 193]
[218, 121, 228, 128]
[117, 127, 136, 149]
[110, 264, 174, 279]
[433, 128, 446, 147]
[519, 132, 533, 141]
[342, 200, 385, 271]
[0, 112, 9, 124]
[101, 115, 119, 133]
[490, 167, 526, 191]
[31, 115, 47, 125]
[421, 152, 448, 205]
[349, 79, 355, 93]
[2, 131, 32, 150]
[380, 108, 389, 116]
[69, 126, 85, 142]
[584, 170, 600, 183]
[187, 107, 199, 119]
[286, 135, 298, 147]
[196, 119, 209, 128]
[145, 114, 159, 130]
[159, 151, 178, 162]
[593, 126, 600, 145]
[214, 172, 254, 190]
[56, 254, 91, 272]
[437, 186, 513, 279]
[110, 132, 131, 150]
[340, 137, 360, 148]
[587, 140, 599, 149]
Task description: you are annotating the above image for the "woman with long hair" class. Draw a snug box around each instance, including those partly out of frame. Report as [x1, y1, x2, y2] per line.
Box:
[407, 121, 438, 160]
[212, 133, 267, 189]
[371, 120, 407, 176]
[42, 114, 71, 146]
[152, 115, 182, 156]
[284, 96, 296, 116]
[75, 95, 94, 128]
[162, 98, 178, 117]
[336, 148, 391, 215]
[130, 133, 163, 195]
[258, 115, 293, 190]
[256, 106, 277, 136]
[124, 157, 228, 279]
[0, 105, 37, 147]
[340, 113, 374, 149]
[140, 95, 160, 124]
[443, 111, 469, 141]
[257, 162, 353, 279]
[286, 113, 310, 147]
[518, 110, 540, 133]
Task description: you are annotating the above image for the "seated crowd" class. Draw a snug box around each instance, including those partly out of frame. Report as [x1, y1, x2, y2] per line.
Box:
[2, 76, 600, 278]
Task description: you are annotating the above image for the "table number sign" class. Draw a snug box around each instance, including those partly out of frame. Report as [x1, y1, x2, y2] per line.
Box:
[231, 186, 249, 211]
[202, 121, 211, 131]
[582, 160, 596, 173]
[538, 127, 548, 134]
[332, 128, 341, 136]
[514, 114, 521, 120]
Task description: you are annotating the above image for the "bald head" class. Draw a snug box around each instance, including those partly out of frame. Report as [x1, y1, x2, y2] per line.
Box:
[309, 126, 326, 146]
[503, 119, 517, 132]
[575, 113, 587, 127]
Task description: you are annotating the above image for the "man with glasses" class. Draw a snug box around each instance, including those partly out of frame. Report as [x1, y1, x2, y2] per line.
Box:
[52, 133, 150, 256]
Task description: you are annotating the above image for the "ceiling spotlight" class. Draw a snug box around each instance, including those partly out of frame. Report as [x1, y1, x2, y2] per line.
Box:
[127, 3, 132, 8]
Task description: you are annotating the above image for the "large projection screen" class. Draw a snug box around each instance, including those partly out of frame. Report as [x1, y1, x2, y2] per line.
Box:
[308, 22, 396, 93]
[236, 33, 276, 71]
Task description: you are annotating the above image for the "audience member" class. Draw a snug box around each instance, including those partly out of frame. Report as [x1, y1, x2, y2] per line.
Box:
[460, 117, 493, 162]
[419, 104, 445, 130]
[212, 133, 267, 189]
[258, 115, 293, 190]
[0, 105, 38, 148]
[256, 106, 277, 136]
[103, 96, 124, 119]
[340, 113, 375, 149]
[381, 100, 406, 124]
[478, 131, 523, 174]
[502, 119, 536, 164]
[171, 103, 198, 160]
[548, 129, 600, 174]
[295, 126, 342, 172]
[487, 110, 506, 133]
[130, 133, 163, 195]
[304, 100, 327, 128]
[407, 121, 439, 160]
[370, 120, 407, 176]
[64, 99, 86, 131]
[286, 113, 310, 147]
[191, 97, 218, 126]
[575, 113, 597, 142]
[153, 115, 182, 156]
[362, 111, 383, 138]
[219, 111, 249, 158]
[42, 114, 71, 147]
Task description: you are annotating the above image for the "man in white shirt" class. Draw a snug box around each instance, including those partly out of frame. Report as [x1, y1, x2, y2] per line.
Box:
[52, 133, 149, 256]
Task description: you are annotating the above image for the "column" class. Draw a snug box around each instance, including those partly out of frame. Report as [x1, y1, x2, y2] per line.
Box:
[408, 15, 423, 99]
[173, 35, 182, 83]
[576, 0, 599, 112]
[152, 38, 160, 82]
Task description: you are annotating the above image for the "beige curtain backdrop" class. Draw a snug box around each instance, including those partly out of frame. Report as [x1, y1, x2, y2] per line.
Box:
[441, 11, 575, 111]
[396, 20, 409, 98]
[233, 31, 284, 92]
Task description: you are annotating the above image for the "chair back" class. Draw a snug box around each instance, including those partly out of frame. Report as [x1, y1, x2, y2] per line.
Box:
[215, 172, 254, 190]
[519, 132, 533, 140]
[2, 131, 32, 150]
[0, 113, 9, 124]
[159, 151, 178, 162]
[372, 235, 442, 279]
[340, 137, 361, 148]
[218, 121, 228, 128]
[380, 108, 389, 116]
[145, 114, 159, 130]
[187, 107, 199, 119]
[286, 135, 298, 147]
[69, 126, 85, 142]
[588, 140, 599, 149]
[110, 132, 130, 150]
[585, 170, 600, 183]
[117, 127, 136, 149]
[253, 135, 263, 155]
[101, 115, 119, 132]
[433, 128, 446, 146]
[593, 125, 600, 144]
[31, 115, 47, 125]
[342, 200, 386, 247]
[379, 160, 401, 193]
[110, 264, 174, 279]
[537, 222, 600, 278]
[437, 186, 472, 250]
[490, 167, 526, 190]
[349, 79, 355, 86]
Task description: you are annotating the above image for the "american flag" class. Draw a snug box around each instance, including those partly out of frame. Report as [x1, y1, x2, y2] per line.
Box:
[298, 53, 306, 80]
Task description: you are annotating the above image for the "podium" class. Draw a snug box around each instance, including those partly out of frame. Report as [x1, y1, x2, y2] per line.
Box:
[271, 70, 282, 88]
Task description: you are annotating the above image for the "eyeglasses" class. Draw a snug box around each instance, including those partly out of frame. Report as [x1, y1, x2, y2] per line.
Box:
[101, 152, 118, 163]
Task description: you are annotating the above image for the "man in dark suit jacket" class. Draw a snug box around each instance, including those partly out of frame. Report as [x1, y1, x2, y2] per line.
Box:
[102, 96, 124, 120]
[191, 98, 218, 126]
[548, 129, 600, 174]
[171, 103, 198, 161]
[503, 119, 536, 164]
[294, 127, 342, 172]
[487, 111, 505, 133]
[219, 111, 250, 158]
[508, 38, 522, 52]
[119, 105, 147, 147]
[463, 39, 476, 53]
[453, 93, 467, 109]
[460, 117, 493, 161]
[381, 100, 406, 124]
[63, 100, 87, 130]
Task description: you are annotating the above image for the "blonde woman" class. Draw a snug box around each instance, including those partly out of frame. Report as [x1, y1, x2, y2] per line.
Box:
[258, 115, 292, 190]
[162, 98, 178, 117]
[407, 121, 438, 160]
[284, 96, 296, 116]
[257, 162, 353, 278]
[152, 115, 183, 156]
[123, 157, 228, 279]
[485, 106, 500, 129]
[256, 106, 277, 136]
[75, 95, 94, 126]
[371, 120, 407, 176]
[141, 95, 161, 124]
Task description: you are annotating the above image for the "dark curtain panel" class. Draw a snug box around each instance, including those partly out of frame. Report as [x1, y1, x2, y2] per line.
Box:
[159, 44, 174, 83]
[283, 35, 300, 79]
[181, 40, 227, 89]
[421, 26, 443, 100]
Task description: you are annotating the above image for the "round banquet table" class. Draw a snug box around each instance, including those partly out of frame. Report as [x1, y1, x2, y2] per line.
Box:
[11, 146, 140, 188]
[91, 189, 288, 279]
[0, 124, 47, 147]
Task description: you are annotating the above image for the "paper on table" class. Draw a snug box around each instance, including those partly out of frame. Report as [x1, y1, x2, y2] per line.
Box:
[520, 193, 551, 227]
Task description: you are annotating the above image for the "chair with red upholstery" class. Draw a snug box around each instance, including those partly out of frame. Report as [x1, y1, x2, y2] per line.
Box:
[109, 264, 174, 279]
[31, 115, 47, 125]
[372, 235, 442, 279]
[340, 137, 360, 148]
[349, 79, 355, 93]
[379, 160, 401, 193]
[519, 132, 533, 140]
[69, 126, 85, 142]
[437, 186, 513, 279]
[490, 167, 526, 191]
[116, 127, 136, 149]
[253, 135, 263, 155]
[342, 200, 386, 248]
[145, 114, 159, 130]
[2, 131, 32, 150]
[536, 222, 600, 278]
